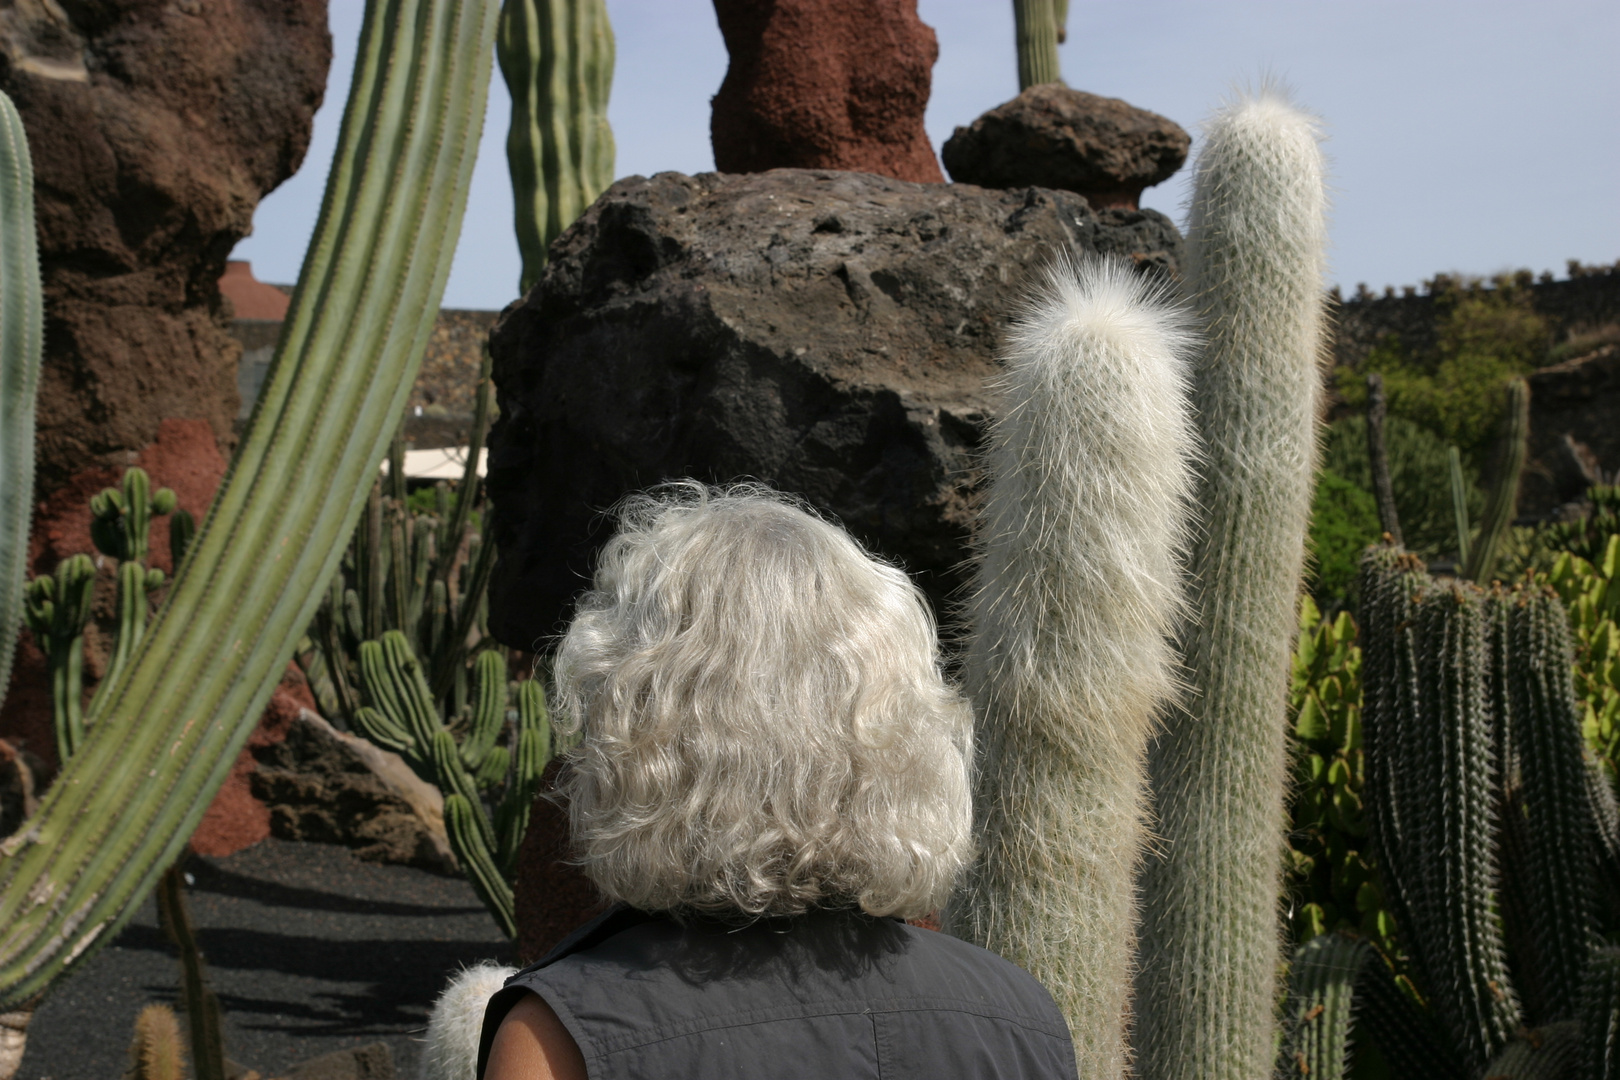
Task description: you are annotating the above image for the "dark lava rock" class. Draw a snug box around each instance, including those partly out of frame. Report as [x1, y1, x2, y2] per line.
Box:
[711, 0, 944, 183]
[0, 0, 330, 494]
[514, 761, 607, 964]
[942, 85, 1190, 210]
[1523, 343, 1620, 518]
[251, 711, 458, 875]
[483, 167, 1182, 649]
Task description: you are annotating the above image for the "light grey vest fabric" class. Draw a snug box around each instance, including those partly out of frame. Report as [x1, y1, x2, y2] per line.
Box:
[477, 905, 1076, 1080]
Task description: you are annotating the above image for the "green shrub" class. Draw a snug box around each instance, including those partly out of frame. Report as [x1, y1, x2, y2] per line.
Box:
[1321, 416, 1483, 561]
[1308, 470, 1381, 606]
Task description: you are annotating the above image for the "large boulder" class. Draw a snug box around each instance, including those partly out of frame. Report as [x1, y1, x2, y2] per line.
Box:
[710, 0, 944, 183]
[942, 85, 1190, 210]
[484, 167, 1182, 649]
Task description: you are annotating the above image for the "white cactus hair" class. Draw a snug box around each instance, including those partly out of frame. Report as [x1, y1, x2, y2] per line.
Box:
[418, 961, 516, 1080]
[943, 252, 1198, 1077]
[1133, 81, 1329, 1080]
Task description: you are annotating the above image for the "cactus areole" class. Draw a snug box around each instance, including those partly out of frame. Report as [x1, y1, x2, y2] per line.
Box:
[0, 0, 501, 1008]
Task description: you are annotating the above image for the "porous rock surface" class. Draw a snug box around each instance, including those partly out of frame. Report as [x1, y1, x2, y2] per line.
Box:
[710, 0, 944, 183]
[484, 167, 1182, 649]
[0, 0, 330, 493]
[942, 85, 1190, 210]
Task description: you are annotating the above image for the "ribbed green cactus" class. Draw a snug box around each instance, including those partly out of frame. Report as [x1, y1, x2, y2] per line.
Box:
[1352, 958, 1467, 1080]
[1278, 933, 1371, 1080]
[1132, 89, 1328, 1080]
[1359, 547, 1521, 1072]
[1581, 948, 1620, 1080]
[22, 556, 96, 763]
[353, 630, 551, 938]
[0, 89, 42, 714]
[944, 257, 1195, 1079]
[1012, 0, 1063, 89]
[497, 0, 615, 294]
[1464, 377, 1529, 584]
[88, 468, 177, 696]
[156, 867, 226, 1080]
[1499, 585, 1598, 1020]
[0, 0, 501, 1008]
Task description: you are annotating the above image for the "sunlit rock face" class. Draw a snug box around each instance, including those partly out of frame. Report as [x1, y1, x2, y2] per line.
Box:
[483, 167, 1182, 649]
[0, 0, 331, 493]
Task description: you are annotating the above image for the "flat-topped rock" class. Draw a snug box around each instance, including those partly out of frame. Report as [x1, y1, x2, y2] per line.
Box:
[943, 85, 1189, 210]
[484, 167, 1182, 647]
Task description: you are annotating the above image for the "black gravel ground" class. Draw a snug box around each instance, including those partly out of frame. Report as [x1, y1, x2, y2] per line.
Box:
[19, 839, 515, 1080]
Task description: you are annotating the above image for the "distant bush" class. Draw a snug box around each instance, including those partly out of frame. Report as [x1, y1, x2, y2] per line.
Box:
[1307, 470, 1380, 607]
[1320, 415, 1483, 562]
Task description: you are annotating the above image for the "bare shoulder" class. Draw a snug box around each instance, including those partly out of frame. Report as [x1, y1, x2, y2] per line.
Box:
[485, 990, 588, 1080]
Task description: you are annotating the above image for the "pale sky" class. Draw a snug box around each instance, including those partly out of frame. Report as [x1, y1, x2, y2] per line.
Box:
[232, 0, 1620, 311]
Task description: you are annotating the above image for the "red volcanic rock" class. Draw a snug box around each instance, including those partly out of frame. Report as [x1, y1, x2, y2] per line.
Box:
[189, 668, 310, 858]
[0, 0, 330, 497]
[710, 0, 944, 183]
[514, 762, 608, 963]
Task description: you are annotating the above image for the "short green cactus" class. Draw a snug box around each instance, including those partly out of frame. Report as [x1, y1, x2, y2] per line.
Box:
[125, 1004, 185, 1080]
[0, 88, 43, 712]
[1012, 0, 1063, 89]
[88, 468, 177, 695]
[22, 556, 96, 762]
[497, 0, 616, 293]
[1278, 932, 1372, 1080]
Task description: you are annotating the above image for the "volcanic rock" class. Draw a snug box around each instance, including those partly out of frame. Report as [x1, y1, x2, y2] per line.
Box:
[0, 0, 330, 495]
[711, 0, 944, 183]
[942, 85, 1190, 210]
[513, 761, 607, 964]
[1523, 343, 1620, 517]
[483, 167, 1182, 648]
[250, 709, 458, 875]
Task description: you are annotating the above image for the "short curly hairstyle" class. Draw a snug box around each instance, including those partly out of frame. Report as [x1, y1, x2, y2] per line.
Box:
[551, 483, 973, 919]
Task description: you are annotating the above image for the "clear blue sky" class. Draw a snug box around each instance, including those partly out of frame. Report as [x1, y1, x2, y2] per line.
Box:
[232, 0, 1620, 312]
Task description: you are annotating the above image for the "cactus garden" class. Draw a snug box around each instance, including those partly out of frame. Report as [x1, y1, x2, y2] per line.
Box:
[1, 1, 1617, 1079]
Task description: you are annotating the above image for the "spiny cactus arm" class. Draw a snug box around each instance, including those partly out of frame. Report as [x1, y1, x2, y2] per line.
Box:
[445, 794, 516, 939]
[474, 744, 510, 790]
[498, 0, 616, 294]
[1503, 587, 1600, 1020]
[431, 526, 496, 700]
[433, 347, 491, 590]
[1133, 88, 1328, 1080]
[1277, 933, 1372, 1080]
[1353, 960, 1467, 1080]
[1011, 0, 1062, 89]
[1464, 378, 1529, 584]
[1581, 948, 1620, 1080]
[360, 632, 446, 756]
[22, 556, 96, 763]
[1480, 1021, 1583, 1080]
[943, 256, 1197, 1079]
[351, 705, 414, 757]
[430, 729, 495, 852]
[155, 867, 225, 1080]
[1449, 447, 1471, 564]
[0, 89, 43, 709]
[127, 1004, 186, 1080]
[0, 0, 501, 1008]
[460, 649, 507, 770]
[496, 679, 552, 873]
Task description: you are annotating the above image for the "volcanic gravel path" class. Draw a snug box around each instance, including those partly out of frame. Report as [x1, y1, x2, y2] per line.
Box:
[18, 839, 515, 1080]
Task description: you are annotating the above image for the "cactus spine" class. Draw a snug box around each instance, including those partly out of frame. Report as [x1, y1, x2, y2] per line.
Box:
[1132, 89, 1328, 1080]
[1581, 948, 1620, 1080]
[421, 961, 517, 1080]
[125, 1004, 185, 1080]
[0, 89, 41, 711]
[498, 0, 615, 293]
[945, 256, 1196, 1077]
[1012, 0, 1063, 89]
[1279, 933, 1372, 1080]
[0, 0, 501, 1008]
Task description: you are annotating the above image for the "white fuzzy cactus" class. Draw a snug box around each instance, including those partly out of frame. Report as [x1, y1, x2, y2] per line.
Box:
[1132, 87, 1329, 1080]
[419, 961, 516, 1080]
[944, 255, 1198, 1079]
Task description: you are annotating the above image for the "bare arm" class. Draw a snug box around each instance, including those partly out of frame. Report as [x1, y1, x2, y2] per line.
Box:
[484, 991, 588, 1080]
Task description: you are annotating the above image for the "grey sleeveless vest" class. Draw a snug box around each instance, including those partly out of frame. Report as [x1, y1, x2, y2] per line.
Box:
[477, 905, 1076, 1080]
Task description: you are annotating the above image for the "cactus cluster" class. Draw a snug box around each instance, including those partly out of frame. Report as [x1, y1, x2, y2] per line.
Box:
[1285, 599, 1396, 955]
[1357, 543, 1619, 1074]
[0, 88, 43, 711]
[305, 356, 552, 939]
[0, 0, 503, 1009]
[497, 0, 616, 294]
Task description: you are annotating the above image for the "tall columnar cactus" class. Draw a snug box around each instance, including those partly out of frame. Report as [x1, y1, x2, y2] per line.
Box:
[1582, 948, 1620, 1080]
[0, 0, 501, 1008]
[1358, 547, 1521, 1072]
[1278, 933, 1372, 1080]
[944, 257, 1196, 1078]
[88, 468, 177, 697]
[1132, 89, 1328, 1080]
[1012, 0, 1063, 89]
[0, 89, 43, 708]
[497, 0, 615, 294]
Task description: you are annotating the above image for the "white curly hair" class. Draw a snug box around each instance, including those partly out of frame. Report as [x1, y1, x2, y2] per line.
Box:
[551, 482, 973, 919]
